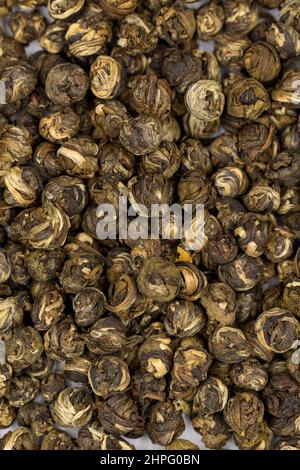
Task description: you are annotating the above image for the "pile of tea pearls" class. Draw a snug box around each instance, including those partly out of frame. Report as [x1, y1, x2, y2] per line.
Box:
[0, 0, 299, 451]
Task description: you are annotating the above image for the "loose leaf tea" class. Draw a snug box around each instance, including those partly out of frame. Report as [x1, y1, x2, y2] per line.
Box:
[0, 0, 299, 452]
